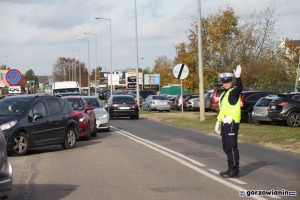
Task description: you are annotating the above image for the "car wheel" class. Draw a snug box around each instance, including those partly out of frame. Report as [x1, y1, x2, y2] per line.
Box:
[9, 132, 29, 156]
[287, 112, 300, 127]
[62, 127, 76, 149]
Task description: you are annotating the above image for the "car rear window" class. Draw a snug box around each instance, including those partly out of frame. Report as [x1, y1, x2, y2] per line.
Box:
[255, 98, 272, 107]
[113, 97, 135, 104]
[153, 96, 168, 100]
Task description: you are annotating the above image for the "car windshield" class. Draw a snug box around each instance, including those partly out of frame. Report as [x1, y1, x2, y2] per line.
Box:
[0, 99, 31, 115]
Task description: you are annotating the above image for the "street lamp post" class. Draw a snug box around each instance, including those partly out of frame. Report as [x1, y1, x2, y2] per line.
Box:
[134, 0, 140, 107]
[78, 38, 91, 96]
[71, 49, 81, 83]
[69, 53, 76, 81]
[84, 32, 98, 94]
[95, 16, 113, 98]
[141, 57, 144, 90]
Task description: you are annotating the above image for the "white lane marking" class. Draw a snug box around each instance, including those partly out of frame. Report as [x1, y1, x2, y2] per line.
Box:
[112, 127, 206, 167]
[112, 127, 268, 200]
[208, 169, 247, 185]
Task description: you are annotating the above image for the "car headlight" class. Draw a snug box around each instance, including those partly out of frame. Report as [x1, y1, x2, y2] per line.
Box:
[97, 113, 108, 120]
[79, 116, 85, 122]
[0, 120, 17, 130]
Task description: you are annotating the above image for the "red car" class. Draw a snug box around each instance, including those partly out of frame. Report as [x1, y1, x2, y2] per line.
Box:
[63, 96, 97, 140]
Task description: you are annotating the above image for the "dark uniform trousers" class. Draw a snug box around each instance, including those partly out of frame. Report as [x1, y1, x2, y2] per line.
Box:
[221, 120, 240, 173]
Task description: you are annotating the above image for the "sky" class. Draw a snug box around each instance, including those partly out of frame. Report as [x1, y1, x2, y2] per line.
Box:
[0, 0, 299, 76]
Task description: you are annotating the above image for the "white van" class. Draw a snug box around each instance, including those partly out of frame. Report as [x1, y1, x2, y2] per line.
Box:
[52, 81, 80, 95]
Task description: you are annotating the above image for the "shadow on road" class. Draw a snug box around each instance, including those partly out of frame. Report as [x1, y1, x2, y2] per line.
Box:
[241, 161, 275, 176]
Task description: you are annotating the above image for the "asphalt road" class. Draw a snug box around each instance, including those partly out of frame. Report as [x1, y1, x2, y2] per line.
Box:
[7, 116, 299, 200]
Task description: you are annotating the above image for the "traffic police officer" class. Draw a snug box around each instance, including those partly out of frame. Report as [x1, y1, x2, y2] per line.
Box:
[215, 65, 242, 178]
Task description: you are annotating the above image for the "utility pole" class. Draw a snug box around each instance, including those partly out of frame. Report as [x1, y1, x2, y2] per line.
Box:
[295, 58, 300, 92]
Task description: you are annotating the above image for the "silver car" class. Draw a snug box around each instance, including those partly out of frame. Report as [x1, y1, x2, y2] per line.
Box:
[141, 95, 171, 112]
[252, 95, 278, 122]
[0, 129, 13, 199]
[83, 96, 110, 132]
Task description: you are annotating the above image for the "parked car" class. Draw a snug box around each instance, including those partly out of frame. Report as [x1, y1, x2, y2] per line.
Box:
[63, 96, 97, 139]
[267, 92, 300, 127]
[175, 94, 196, 111]
[210, 87, 226, 112]
[166, 95, 177, 110]
[141, 95, 171, 112]
[182, 95, 199, 111]
[204, 89, 213, 111]
[105, 95, 139, 119]
[0, 129, 12, 199]
[0, 94, 80, 156]
[128, 90, 156, 99]
[82, 96, 110, 132]
[252, 95, 279, 123]
[241, 91, 277, 123]
[190, 98, 200, 111]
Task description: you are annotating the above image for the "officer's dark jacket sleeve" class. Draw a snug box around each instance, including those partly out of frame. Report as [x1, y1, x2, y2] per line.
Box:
[228, 78, 243, 105]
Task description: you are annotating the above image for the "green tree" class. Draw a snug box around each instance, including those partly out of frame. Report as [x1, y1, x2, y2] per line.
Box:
[152, 55, 179, 87]
[24, 69, 39, 86]
[175, 7, 240, 92]
[174, 6, 287, 91]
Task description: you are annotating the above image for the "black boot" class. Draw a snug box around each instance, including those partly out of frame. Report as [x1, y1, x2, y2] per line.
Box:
[219, 170, 239, 178]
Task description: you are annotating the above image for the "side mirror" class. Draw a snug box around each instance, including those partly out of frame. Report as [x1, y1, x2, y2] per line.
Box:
[33, 113, 43, 122]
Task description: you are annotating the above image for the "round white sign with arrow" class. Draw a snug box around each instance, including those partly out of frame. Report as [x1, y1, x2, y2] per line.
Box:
[173, 64, 189, 80]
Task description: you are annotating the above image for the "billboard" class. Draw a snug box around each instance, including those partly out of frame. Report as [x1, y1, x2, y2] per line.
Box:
[100, 70, 126, 85]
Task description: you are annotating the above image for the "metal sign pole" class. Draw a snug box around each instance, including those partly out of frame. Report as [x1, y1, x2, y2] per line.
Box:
[181, 79, 183, 117]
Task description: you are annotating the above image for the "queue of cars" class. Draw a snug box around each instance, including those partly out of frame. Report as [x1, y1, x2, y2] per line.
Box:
[0, 90, 116, 198]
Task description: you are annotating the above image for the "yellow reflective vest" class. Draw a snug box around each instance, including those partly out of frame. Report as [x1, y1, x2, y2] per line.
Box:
[217, 88, 241, 123]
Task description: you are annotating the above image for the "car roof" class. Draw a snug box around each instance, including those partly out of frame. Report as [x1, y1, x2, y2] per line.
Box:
[1, 94, 53, 100]
[261, 95, 278, 99]
[111, 94, 135, 99]
[62, 96, 83, 99]
[241, 91, 274, 94]
[83, 96, 98, 98]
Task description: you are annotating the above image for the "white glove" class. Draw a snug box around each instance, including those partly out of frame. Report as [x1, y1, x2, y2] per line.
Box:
[222, 116, 233, 124]
[233, 65, 241, 78]
[215, 121, 221, 135]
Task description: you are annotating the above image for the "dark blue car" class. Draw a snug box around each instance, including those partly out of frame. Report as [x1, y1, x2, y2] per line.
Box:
[0, 95, 80, 156]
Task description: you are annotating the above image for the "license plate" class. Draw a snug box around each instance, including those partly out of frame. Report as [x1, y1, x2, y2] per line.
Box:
[119, 107, 129, 110]
[271, 106, 276, 109]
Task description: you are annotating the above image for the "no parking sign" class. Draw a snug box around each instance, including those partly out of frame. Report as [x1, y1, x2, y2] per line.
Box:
[6, 69, 22, 86]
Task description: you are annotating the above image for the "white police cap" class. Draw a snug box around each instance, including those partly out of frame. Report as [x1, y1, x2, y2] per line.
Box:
[219, 73, 233, 83]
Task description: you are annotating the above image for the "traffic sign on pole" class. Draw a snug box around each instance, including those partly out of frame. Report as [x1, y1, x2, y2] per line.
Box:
[173, 64, 189, 80]
[6, 69, 22, 86]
